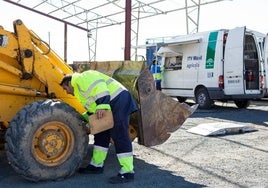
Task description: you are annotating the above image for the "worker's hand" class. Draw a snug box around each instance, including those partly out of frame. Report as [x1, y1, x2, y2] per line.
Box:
[95, 109, 106, 119]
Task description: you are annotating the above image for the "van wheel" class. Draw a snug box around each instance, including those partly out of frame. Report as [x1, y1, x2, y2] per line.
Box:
[195, 88, 213, 109]
[177, 97, 187, 103]
[234, 99, 250, 108]
[5, 99, 88, 182]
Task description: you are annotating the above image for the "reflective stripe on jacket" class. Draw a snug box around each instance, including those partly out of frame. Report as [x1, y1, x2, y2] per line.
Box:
[71, 70, 126, 113]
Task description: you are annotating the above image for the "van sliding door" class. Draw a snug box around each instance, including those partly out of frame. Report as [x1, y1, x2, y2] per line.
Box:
[264, 35, 268, 96]
[224, 27, 245, 95]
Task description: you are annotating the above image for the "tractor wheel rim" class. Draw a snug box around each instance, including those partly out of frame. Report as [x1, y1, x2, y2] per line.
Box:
[32, 121, 74, 166]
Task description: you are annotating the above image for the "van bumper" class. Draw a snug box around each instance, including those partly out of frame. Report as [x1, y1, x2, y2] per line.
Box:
[207, 88, 225, 99]
[207, 87, 264, 99]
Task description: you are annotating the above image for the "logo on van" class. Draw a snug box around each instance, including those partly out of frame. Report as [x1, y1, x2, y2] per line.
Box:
[206, 58, 214, 69]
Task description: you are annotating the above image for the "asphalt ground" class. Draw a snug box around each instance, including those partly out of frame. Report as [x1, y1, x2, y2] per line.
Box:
[0, 99, 267, 188]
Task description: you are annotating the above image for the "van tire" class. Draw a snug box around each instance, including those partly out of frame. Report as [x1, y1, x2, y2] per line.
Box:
[195, 88, 213, 109]
[5, 99, 88, 182]
[234, 99, 250, 108]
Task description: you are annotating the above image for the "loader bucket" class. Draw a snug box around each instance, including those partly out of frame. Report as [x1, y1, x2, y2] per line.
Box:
[137, 68, 197, 146]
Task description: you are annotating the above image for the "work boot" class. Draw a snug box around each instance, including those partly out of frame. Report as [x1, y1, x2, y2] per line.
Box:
[108, 173, 134, 184]
[78, 164, 104, 174]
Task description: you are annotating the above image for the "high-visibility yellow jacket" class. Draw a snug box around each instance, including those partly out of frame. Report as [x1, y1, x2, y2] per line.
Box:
[71, 70, 126, 113]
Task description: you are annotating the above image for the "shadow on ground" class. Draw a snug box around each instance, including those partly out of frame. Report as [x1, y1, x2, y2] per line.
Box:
[0, 144, 205, 188]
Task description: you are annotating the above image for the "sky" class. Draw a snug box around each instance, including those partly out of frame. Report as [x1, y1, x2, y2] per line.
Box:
[0, 0, 268, 63]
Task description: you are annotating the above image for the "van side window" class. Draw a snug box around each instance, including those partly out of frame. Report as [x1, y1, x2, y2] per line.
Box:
[164, 56, 182, 70]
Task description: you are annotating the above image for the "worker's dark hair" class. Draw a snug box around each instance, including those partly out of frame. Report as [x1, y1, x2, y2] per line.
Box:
[60, 74, 72, 86]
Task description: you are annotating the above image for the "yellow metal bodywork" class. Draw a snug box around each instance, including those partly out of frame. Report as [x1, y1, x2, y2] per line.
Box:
[0, 20, 86, 127]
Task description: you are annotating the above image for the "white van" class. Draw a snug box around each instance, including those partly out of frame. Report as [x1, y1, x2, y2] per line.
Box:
[156, 27, 265, 109]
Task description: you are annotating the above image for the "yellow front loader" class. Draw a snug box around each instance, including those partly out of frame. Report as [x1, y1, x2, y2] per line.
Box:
[0, 20, 196, 181]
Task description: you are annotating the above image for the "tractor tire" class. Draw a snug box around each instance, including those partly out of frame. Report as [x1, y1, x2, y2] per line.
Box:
[0, 130, 5, 150]
[195, 88, 214, 109]
[5, 99, 88, 182]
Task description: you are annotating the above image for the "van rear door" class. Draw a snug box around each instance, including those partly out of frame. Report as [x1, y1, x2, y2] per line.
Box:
[264, 34, 268, 96]
[224, 27, 245, 95]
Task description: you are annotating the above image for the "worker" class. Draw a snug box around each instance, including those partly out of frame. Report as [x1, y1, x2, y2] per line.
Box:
[150, 58, 162, 90]
[60, 70, 138, 184]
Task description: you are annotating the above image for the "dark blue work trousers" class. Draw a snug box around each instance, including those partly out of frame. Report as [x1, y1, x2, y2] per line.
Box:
[93, 90, 138, 154]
